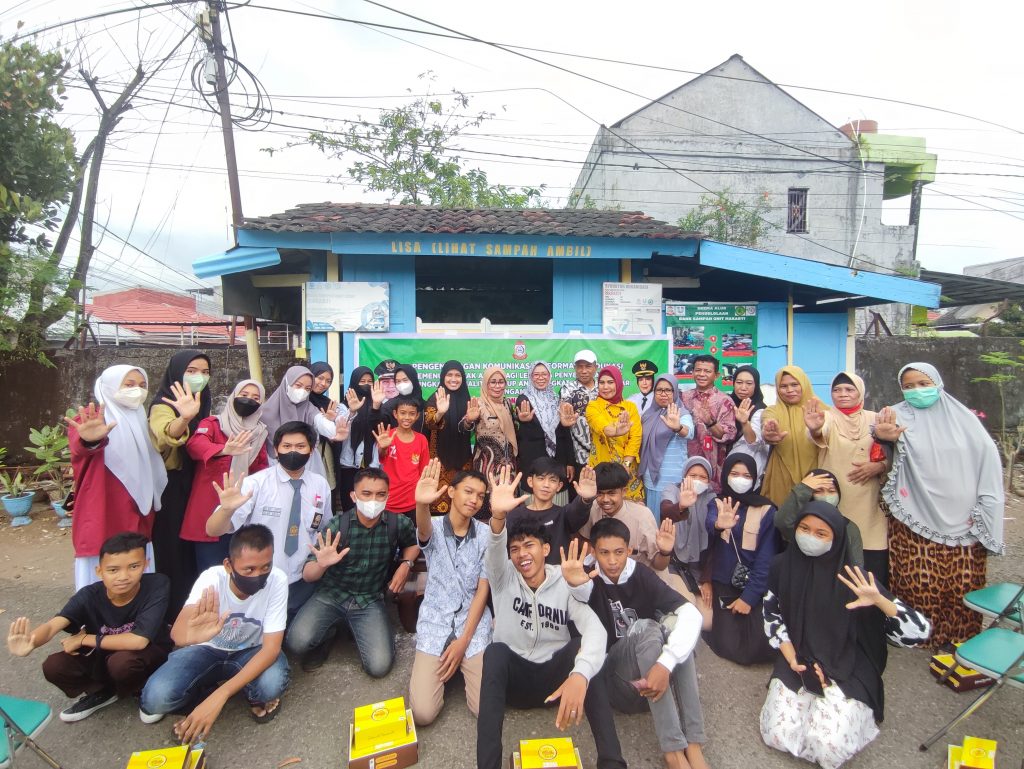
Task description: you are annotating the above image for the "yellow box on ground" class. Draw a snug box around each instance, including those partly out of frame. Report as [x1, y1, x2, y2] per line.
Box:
[353, 696, 409, 750]
[125, 745, 190, 769]
[961, 736, 997, 769]
[348, 708, 418, 769]
[518, 738, 579, 769]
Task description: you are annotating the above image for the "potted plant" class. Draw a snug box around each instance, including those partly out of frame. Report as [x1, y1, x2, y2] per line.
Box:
[1, 471, 35, 527]
[24, 419, 73, 529]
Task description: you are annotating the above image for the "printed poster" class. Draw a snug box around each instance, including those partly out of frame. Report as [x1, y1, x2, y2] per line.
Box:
[664, 303, 758, 391]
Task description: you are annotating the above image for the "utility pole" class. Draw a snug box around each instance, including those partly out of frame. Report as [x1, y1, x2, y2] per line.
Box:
[205, 1, 262, 381]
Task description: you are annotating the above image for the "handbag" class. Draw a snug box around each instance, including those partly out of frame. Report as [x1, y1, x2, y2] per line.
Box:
[729, 531, 751, 589]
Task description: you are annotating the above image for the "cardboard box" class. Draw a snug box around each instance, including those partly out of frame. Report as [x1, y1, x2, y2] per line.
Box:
[961, 736, 997, 769]
[348, 708, 418, 769]
[929, 651, 995, 692]
[125, 746, 190, 769]
[948, 744, 963, 769]
[353, 696, 409, 750]
[509, 740, 581, 769]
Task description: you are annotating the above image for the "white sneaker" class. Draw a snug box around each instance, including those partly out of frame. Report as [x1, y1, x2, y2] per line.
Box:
[139, 707, 165, 724]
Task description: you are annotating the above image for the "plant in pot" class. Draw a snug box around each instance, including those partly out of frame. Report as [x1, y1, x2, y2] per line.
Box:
[1, 470, 36, 527]
[24, 419, 73, 529]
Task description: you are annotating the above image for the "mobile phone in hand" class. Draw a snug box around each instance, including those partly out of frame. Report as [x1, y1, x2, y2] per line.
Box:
[799, 660, 825, 696]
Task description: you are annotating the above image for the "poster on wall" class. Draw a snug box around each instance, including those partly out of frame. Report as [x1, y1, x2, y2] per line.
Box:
[305, 282, 390, 332]
[602, 282, 662, 336]
[356, 334, 671, 397]
[664, 303, 758, 391]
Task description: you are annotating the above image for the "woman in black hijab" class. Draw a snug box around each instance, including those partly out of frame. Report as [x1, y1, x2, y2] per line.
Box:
[336, 366, 375, 511]
[423, 360, 473, 515]
[725, 364, 769, 478]
[307, 361, 339, 491]
[759, 502, 931, 769]
[148, 349, 213, 620]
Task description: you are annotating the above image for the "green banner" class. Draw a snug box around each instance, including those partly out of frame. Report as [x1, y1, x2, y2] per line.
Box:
[356, 334, 671, 397]
[664, 303, 758, 391]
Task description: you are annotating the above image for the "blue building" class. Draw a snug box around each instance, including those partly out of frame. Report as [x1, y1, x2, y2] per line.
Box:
[193, 203, 940, 393]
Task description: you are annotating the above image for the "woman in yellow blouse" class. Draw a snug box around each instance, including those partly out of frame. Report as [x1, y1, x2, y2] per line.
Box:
[585, 365, 644, 501]
[147, 350, 211, 621]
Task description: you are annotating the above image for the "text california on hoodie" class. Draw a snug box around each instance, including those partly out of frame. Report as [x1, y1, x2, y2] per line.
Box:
[485, 527, 607, 681]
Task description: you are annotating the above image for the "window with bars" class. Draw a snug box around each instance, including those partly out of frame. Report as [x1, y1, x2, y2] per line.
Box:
[787, 188, 808, 233]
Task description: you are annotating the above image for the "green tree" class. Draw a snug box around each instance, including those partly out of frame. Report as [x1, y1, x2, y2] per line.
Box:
[278, 78, 544, 207]
[677, 189, 772, 247]
[0, 37, 78, 356]
[972, 340, 1024, 492]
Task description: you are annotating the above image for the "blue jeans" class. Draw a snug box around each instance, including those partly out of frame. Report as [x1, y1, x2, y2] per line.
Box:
[285, 592, 394, 678]
[140, 644, 290, 714]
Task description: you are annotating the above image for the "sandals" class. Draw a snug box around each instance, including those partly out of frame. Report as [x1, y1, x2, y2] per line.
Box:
[250, 699, 282, 724]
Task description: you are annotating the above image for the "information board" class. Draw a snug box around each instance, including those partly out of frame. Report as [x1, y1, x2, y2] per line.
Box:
[305, 282, 389, 332]
[664, 303, 758, 391]
[602, 282, 662, 336]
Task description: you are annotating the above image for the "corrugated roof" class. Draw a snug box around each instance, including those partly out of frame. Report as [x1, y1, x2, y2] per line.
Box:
[920, 269, 1024, 307]
[86, 293, 230, 337]
[242, 203, 696, 240]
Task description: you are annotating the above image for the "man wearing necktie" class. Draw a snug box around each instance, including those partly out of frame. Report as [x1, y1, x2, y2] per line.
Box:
[206, 421, 332, 620]
[627, 360, 659, 415]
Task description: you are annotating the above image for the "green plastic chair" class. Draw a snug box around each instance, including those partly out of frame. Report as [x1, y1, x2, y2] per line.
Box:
[963, 582, 1023, 629]
[919, 626, 1024, 751]
[0, 694, 62, 769]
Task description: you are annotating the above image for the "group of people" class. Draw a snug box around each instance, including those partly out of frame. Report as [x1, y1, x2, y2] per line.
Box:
[3, 347, 1006, 769]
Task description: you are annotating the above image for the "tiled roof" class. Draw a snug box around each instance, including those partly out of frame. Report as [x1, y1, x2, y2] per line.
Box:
[86, 295, 231, 338]
[243, 203, 697, 240]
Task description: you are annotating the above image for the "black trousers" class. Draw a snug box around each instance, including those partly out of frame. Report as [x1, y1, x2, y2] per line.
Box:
[476, 640, 626, 769]
[42, 644, 170, 698]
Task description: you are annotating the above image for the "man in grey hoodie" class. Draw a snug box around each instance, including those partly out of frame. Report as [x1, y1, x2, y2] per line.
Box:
[477, 468, 627, 769]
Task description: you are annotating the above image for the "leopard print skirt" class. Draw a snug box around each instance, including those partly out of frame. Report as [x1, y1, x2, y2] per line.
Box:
[888, 518, 987, 649]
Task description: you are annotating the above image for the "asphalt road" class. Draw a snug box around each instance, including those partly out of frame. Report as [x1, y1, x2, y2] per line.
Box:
[0, 500, 1021, 769]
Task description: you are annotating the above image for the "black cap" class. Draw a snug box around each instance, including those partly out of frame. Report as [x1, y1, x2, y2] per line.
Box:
[631, 359, 658, 378]
[374, 359, 400, 378]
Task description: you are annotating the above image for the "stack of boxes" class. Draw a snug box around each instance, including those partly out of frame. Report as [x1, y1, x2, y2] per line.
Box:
[348, 696, 418, 769]
[948, 736, 998, 769]
[125, 745, 205, 769]
[509, 738, 581, 769]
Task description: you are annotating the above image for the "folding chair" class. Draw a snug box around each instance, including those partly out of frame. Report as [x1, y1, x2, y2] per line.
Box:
[964, 582, 1024, 630]
[919, 626, 1024, 751]
[0, 694, 64, 769]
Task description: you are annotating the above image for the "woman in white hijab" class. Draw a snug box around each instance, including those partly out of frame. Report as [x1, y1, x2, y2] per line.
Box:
[876, 362, 1004, 648]
[65, 365, 168, 590]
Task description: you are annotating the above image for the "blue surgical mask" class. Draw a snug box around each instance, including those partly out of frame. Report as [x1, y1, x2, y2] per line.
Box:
[795, 532, 832, 558]
[903, 386, 940, 409]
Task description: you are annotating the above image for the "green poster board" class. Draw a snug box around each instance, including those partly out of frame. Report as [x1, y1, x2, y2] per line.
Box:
[356, 334, 671, 398]
[664, 303, 758, 391]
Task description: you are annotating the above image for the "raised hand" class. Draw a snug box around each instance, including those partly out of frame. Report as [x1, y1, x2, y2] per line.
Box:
[656, 517, 675, 555]
[873, 408, 906, 442]
[658, 402, 683, 432]
[605, 410, 632, 437]
[346, 387, 366, 411]
[184, 587, 228, 645]
[677, 477, 698, 509]
[838, 565, 884, 610]
[334, 414, 352, 441]
[558, 401, 579, 428]
[714, 497, 740, 530]
[321, 400, 339, 422]
[465, 397, 482, 423]
[308, 530, 349, 569]
[7, 617, 35, 657]
[800, 472, 833, 492]
[762, 418, 788, 445]
[489, 465, 529, 517]
[517, 399, 535, 422]
[370, 381, 385, 408]
[221, 430, 254, 457]
[373, 423, 394, 449]
[559, 539, 598, 587]
[415, 457, 449, 505]
[64, 403, 116, 443]
[434, 388, 450, 417]
[572, 464, 597, 500]
[803, 398, 826, 433]
[162, 381, 202, 423]
[735, 398, 755, 425]
[212, 471, 252, 512]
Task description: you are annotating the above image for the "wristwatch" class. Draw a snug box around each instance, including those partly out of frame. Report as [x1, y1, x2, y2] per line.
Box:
[402, 559, 416, 570]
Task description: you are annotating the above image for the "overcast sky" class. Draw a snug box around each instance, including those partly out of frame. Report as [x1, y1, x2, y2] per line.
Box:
[5, 0, 1023, 295]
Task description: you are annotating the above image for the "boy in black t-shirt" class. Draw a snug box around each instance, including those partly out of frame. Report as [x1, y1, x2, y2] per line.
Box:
[505, 457, 596, 565]
[6, 532, 171, 723]
[562, 518, 709, 769]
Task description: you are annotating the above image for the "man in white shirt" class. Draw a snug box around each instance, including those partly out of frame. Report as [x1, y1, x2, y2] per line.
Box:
[206, 421, 331, 617]
[627, 359, 659, 415]
[140, 524, 289, 738]
[560, 349, 599, 486]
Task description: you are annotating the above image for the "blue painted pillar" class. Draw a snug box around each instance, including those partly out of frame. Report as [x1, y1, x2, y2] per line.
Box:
[757, 302, 788, 381]
[307, 252, 328, 362]
[552, 259, 619, 333]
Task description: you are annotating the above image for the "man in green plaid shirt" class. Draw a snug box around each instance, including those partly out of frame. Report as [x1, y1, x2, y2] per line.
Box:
[284, 469, 419, 675]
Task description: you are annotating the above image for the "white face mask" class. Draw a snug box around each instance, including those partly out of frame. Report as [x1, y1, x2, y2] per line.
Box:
[355, 499, 386, 520]
[396, 381, 414, 396]
[287, 386, 310, 405]
[689, 479, 709, 495]
[814, 493, 840, 507]
[795, 531, 833, 558]
[112, 386, 147, 409]
[727, 476, 754, 494]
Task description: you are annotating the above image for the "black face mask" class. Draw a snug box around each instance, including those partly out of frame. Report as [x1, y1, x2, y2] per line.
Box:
[231, 569, 269, 597]
[233, 397, 260, 417]
[278, 450, 310, 471]
[355, 383, 372, 397]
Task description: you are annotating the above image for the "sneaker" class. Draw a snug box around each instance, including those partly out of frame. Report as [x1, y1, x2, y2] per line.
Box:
[139, 707, 165, 724]
[59, 690, 117, 723]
